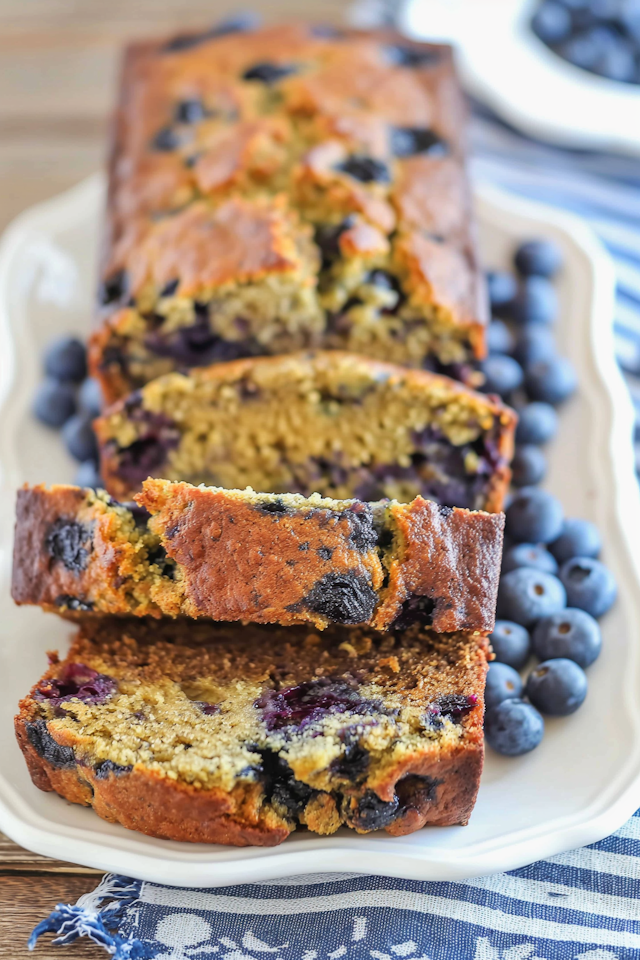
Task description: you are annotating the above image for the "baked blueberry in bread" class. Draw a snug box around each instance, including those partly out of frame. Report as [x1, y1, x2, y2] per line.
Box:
[12, 479, 503, 632]
[90, 23, 487, 403]
[94, 351, 516, 509]
[15, 617, 489, 844]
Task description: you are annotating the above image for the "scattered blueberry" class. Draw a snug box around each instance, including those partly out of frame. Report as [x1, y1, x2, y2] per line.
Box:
[506, 488, 564, 543]
[512, 445, 547, 486]
[532, 609, 602, 667]
[486, 662, 523, 710]
[515, 402, 558, 445]
[485, 699, 544, 756]
[62, 414, 98, 463]
[513, 326, 557, 367]
[525, 357, 577, 404]
[242, 62, 298, 84]
[498, 567, 567, 627]
[75, 460, 103, 490]
[502, 543, 559, 575]
[514, 239, 563, 278]
[549, 517, 601, 563]
[481, 355, 524, 396]
[78, 378, 103, 418]
[513, 276, 558, 325]
[559, 556, 617, 618]
[486, 270, 517, 314]
[526, 658, 587, 716]
[44, 336, 87, 383]
[487, 320, 516, 356]
[490, 621, 532, 670]
[33, 379, 76, 428]
[532, 1, 572, 44]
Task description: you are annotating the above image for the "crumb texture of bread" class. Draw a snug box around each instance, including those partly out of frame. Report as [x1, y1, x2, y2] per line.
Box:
[89, 23, 488, 403]
[15, 618, 488, 845]
[94, 351, 515, 510]
[11, 480, 504, 632]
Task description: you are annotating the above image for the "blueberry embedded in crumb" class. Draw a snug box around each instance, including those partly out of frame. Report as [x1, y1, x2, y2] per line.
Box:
[330, 735, 370, 783]
[160, 278, 180, 297]
[525, 357, 577, 405]
[147, 544, 177, 579]
[296, 571, 377, 625]
[348, 790, 399, 832]
[258, 750, 313, 819]
[550, 518, 601, 564]
[490, 621, 531, 670]
[526, 658, 587, 716]
[390, 127, 449, 158]
[242, 61, 298, 84]
[25, 719, 76, 769]
[532, 609, 602, 668]
[382, 44, 441, 68]
[502, 542, 558, 576]
[35, 661, 116, 705]
[515, 402, 558, 445]
[55, 594, 94, 612]
[506, 488, 564, 543]
[512, 444, 547, 486]
[336, 155, 391, 184]
[33, 379, 76, 428]
[486, 661, 523, 710]
[317, 546, 333, 560]
[99, 269, 128, 307]
[150, 126, 181, 152]
[174, 98, 207, 124]
[44, 336, 87, 383]
[257, 498, 288, 514]
[514, 239, 563, 278]
[558, 556, 617, 618]
[485, 699, 544, 756]
[392, 594, 436, 631]
[46, 519, 91, 573]
[433, 694, 477, 720]
[257, 676, 384, 732]
[193, 701, 221, 716]
[344, 504, 378, 552]
[498, 568, 567, 627]
[62, 414, 98, 463]
[93, 759, 132, 779]
[314, 217, 356, 268]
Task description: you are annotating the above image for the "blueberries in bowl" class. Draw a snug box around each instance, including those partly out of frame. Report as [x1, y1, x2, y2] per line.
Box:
[62, 414, 99, 463]
[486, 270, 517, 313]
[513, 326, 557, 368]
[44, 336, 87, 383]
[489, 621, 531, 670]
[513, 277, 558, 326]
[75, 459, 103, 490]
[559, 556, 617, 618]
[514, 239, 563, 278]
[550, 517, 602, 563]
[485, 699, 544, 756]
[502, 543, 558, 575]
[515, 402, 558, 445]
[525, 659, 588, 716]
[532, 609, 602, 668]
[506, 488, 564, 543]
[487, 319, 516, 356]
[498, 567, 567, 627]
[525, 356, 578, 404]
[485, 662, 523, 710]
[33, 379, 76, 428]
[481, 355, 524, 397]
[512, 444, 547, 486]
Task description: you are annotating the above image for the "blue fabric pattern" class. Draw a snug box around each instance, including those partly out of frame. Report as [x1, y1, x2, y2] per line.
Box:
[28, 90, 640, 960]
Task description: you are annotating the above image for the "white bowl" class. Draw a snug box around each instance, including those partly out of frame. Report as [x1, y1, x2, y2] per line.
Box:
[0, 175, 637, 886]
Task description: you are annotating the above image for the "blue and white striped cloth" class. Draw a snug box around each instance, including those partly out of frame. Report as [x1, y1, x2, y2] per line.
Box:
[28, 86, 640, 960]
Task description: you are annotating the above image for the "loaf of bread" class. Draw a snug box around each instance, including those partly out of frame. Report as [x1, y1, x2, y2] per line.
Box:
[94, 351, 515, 509]
[89, 21, 487, 404]
[16, 617, 489, 845]
[12, 479, 503, 632]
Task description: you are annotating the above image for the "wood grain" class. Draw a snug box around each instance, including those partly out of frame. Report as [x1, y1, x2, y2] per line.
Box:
[0, 1, 344, 954]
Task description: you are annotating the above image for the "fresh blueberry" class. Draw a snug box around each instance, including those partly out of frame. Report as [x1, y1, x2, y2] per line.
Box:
[514, 239, 563, 278]
[486, 662, 523, 710]
[525, 357, 577, 405]
[33, 379, 76, 428]
[390, 127, 448, 158]
[485, 699, 544, 756]
[486, 271, 517, 314]
[44, 336, 87, 383]
[515, 402, 558, 445]
[594, 38, 637, 83]
[526, 658, 587, 716]
[481, 355, 524, 396]
[75, 460, 103, 490]
[559, 557, 617, 618]
[532, 609, 602, 668]
[502, 543, 559, 575]
[506, 488, 564, 543]
[62, 414, 98, 463]
[490, 621, 531, 670]
[513, 326, 557, 367]
[242, 62, 298, 84]
[513, 276, 558, 325]
[498, 567, 567, 627]
[531, 1, 572, 44]
[550, 518, 601, 563]
[559, 32, 602, 71]
[512, 445, 547, 486]
[487, 320, 516, 356]
[78, 378, 103, 418]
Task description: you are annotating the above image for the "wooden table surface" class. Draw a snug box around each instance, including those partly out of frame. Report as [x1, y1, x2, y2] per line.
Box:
[0, 0, 346, 955]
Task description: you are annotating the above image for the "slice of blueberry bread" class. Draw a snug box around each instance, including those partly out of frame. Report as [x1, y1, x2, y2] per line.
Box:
[12, 480, 503, 632]
[90, 22, 487, 404]
[16, 617, 489, 845]
[94, 351, 516, 509]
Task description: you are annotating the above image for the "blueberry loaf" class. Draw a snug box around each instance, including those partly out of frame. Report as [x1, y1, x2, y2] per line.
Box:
[16, 617, 489, 844]
[89, 21, 487, 404]
[12, 480, 503, 631]
[95, 351, 516, 509]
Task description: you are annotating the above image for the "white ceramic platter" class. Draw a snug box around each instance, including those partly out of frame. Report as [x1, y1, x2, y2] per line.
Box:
[401, 0, 640, 156]
[0, 174, 637, 887]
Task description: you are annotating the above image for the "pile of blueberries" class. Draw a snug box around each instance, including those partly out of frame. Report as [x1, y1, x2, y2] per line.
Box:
[484, 238, 616, 757]
[32, 339, 103, 489]
[531, 0, 640, 85]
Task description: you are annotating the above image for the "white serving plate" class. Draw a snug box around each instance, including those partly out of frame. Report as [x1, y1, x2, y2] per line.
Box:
[0, 174, 637, 887]
[401, 0, 640, 156]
